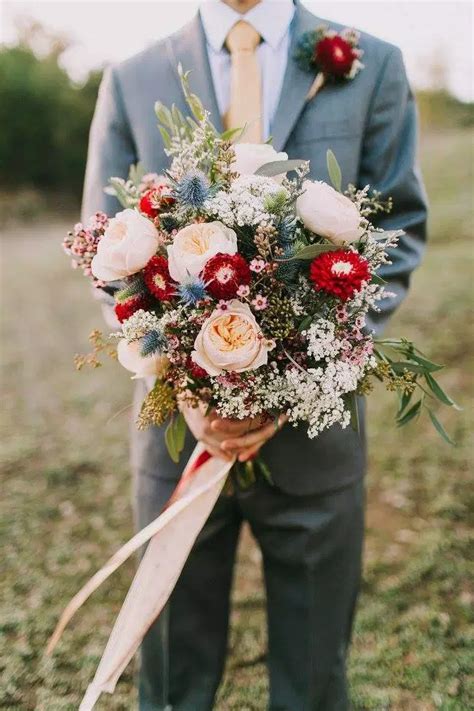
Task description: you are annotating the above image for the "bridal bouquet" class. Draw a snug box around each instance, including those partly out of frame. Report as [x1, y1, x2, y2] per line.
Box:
[53, 67, 458, 709]
[65, 69, 455, 465]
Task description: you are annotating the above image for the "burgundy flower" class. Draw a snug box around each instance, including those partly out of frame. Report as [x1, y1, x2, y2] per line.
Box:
[139, 186, 175, 219]
[315, 36, 357, 78]
[201, 253, 251, 300]
[309, 250, 370, 301]
[114, 294, 150, 323]
[186, 356, 208, 380]
[143, 255, 176, 301]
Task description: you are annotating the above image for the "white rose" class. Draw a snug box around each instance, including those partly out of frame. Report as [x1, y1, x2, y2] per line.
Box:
[117, 339, 169, 379]
[91, 209, 159, 281]
[167, 221, 237, 283]
[296, 180, 364, 245]
[233, 143, 288, 183]
[191, 300, 274, 376]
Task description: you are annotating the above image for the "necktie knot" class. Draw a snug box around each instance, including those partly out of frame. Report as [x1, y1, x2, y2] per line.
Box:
[225, 20, 261, 54]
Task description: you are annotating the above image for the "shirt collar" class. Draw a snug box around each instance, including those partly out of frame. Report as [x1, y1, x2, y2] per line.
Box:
[199, 0, 295, 52]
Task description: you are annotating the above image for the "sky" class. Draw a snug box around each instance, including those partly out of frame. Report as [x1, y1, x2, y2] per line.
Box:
[1, 0, 473, 101]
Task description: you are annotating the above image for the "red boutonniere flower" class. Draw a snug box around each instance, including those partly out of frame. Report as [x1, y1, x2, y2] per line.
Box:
[295, 25, 364, 101]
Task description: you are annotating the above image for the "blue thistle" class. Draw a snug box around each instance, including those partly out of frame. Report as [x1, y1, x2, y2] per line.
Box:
[140, 329, 167, 357]
[175, 170, 210, 208]
[278, 216, 298, 246]
[276, 244, 301, 286]
[178, 277, 207, 306]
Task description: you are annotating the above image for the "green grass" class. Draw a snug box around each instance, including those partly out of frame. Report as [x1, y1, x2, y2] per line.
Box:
[1, 128, 473, 710]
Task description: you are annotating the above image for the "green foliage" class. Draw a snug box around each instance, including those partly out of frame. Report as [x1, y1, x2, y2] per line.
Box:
[0, 31, 101, 193]
[164, 412, 187, 463]
[254, 158, 306, 177]
[417, 89, 474, 129]
[326, 149, 342, 192]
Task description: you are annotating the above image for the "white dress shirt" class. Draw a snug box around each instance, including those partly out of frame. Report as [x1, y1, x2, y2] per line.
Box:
[199, 0, 295, 140]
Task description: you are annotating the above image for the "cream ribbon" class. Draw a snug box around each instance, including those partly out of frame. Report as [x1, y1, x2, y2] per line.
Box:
[46, 444, 234, 710]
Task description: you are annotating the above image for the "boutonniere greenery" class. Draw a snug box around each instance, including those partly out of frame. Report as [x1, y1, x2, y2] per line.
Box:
[295, 25, 364, 101]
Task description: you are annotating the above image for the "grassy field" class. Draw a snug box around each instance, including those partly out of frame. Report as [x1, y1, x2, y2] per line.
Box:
[1, 128, 473, 710]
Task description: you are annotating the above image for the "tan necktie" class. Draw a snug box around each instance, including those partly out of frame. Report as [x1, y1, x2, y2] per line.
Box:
[224, 20, 262, 143]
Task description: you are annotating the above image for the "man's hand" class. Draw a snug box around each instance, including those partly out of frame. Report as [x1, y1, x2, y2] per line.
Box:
[180, 404, 286, 462]
[212, 413, 288, 462]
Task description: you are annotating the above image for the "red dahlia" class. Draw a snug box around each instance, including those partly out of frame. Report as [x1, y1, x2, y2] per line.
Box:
[315, 36, 356, 77]
[202, 253, 251, 300]
[114, 293, 150, 323]
[309, 250, 370, 302]
[139, 186, 175, 219]
[143, 255, 175, 300]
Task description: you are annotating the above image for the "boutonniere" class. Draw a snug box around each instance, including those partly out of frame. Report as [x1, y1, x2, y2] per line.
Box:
[295, 25, 364, 102]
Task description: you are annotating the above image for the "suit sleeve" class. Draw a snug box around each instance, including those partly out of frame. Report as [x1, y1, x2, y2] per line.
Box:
[81, 65, 137, 221]
[359, 47, 428, 334]
[81, 66, 137, 323]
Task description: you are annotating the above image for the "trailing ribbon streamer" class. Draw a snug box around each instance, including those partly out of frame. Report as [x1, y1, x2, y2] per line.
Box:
[46, 443, 234, 710]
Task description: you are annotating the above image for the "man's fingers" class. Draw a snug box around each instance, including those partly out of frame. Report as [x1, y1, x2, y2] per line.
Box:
[237, 445, 262, 462]
[211, 416, 262, 435]
[221, 415, 286, 452]
[203, 441, 234, 461]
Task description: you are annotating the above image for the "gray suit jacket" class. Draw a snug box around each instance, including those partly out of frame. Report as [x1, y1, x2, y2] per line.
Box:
[82, 1, 427, 495]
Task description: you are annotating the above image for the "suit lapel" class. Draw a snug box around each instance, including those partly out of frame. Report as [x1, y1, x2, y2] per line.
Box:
[271, 2, 322, 152]
[166, 14, 223, 133]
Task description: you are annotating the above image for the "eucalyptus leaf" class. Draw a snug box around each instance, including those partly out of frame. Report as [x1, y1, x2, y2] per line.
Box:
[427, 408, 456, 445]
[369, 229, 405, 242]
[155, 102, 173, 129]
[255, 159, 306, 177]
[188, 93, 205, 122]
[297, 314, 314, 332]
[128, 162, 144, 188]
[374, 338, 407, 348]
[345, 392, 360, 435]
[390, 361, 428, 375]
[164, 419, 179, 463]
[410, 353, 444, 373]
[164, 413, 187, 464]
[171, 104, 184, 129]
[174, 412, 187, 454]
[326, 149, 342, 192]
[287, 243, 339, 261]
[255, 457, 274, 485]
[107, 178, 131, 208]
[220, 127, 243, 141]
[159, 126, 171, 149]
[425, 373, 461, 409]
[397, 399, 421, 426]
[397, 389, 413, 417]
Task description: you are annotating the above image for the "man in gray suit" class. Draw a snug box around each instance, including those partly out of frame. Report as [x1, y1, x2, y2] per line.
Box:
[82, 0, 427, 708]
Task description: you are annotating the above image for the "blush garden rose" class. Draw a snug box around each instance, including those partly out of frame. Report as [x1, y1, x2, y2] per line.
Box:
[117, 339, 169, 379]
[167, 221, 237, 283]
[191, 300, 274, 376]
[296, 180, 364, 244]
[233, 143, 288, 182]
[91, 208, 160, 282]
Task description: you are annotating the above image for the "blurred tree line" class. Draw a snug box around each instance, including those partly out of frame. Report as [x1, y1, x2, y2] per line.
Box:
[0, 22, 101, 197]
[0, 21, 472, 202]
